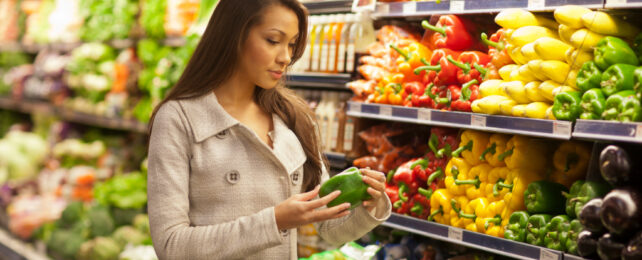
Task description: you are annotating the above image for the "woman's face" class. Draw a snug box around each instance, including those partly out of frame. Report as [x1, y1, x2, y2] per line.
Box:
[239, 5, 299, 90]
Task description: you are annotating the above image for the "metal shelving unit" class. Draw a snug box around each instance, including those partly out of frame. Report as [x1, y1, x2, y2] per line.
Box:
[572, 119, 642, 143]
[347, 102, 573, 140]
[302, 0, 353, 15]
[285, 72, 351, 90]
[605, 0, 642, 8]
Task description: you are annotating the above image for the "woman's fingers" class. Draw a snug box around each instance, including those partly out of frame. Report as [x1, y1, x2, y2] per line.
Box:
[361, 168, 386, 183]
[313, 203, 351, 221]
[295, 185, 320, 201]
[306, 190, 341, 210]
[362, 174, 386, 193]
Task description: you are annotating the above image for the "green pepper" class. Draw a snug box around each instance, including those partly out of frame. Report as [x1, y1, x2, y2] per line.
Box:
[544, 215, 571, 251]
[577, 61, 603, 92]
[594, 36, 639, 71]
[504, 211, 530, 242]
[634, 67, 642, 99]
[632, 33, 642, 63]
[602, 90, 638, 121]
[565, 180, 586, 218]
[553, 91, 583, 121]
[572, 182, 611, 217]
[524, 181, 568, 214]
[620, 95, 642, 122]
[526, 214, 553, 246]
[319, 167, 372, 209]
[601, 64, 637, 96]
[579, 88, 606, 120]
[565, 219, 583, 255]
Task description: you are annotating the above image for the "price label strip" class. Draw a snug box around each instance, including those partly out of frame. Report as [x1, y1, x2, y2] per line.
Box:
[418, 109, 431, 122]
[447, 227, 463, 241]
[553, 121, 572, 136]
[348, 102, 362, 114]
[380, 105, 393, 117]
[636, 124, 642, 140]
[527, 0, 545, 9]
[471, 114, 486, 128]
[450, 0, 464, 12]
[539, 249, 559, 260]
[402, 1, 417, 13]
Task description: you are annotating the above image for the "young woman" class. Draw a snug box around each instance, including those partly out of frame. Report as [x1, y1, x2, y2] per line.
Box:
[146, 0, 391, 259]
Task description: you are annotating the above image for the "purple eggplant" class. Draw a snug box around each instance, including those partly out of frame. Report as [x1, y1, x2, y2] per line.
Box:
[599, 145, 640, 187]
[580, 198, 605, 234]
[622, 230, 642, 260]
[598, 233, 626, 260]
[600, 188, 642, 236]
[577, 230, 599, 258]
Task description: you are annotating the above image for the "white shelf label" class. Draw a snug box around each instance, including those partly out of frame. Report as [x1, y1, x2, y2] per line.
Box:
[448, 227, 463, 241]
[539, 249, 559, 260]
[636, 124, 642, 139]
[607, 0, 627, 5]
[380, 106, 393, 117]
[348, 102, 362, 113]
[450, 0, 464, 12]
[553, 121, 572, 136]
[403, 2, 417, 13]
[528, 0, 545, 9]
[418, 109, 431, 122]
[471, 115, 486, 127]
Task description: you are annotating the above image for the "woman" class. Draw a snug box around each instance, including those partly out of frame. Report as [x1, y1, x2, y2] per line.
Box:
[147, 0, 391, 259]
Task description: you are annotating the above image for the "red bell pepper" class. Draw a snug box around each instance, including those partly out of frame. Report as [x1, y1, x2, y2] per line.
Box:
[451, 79, 480, 112]
[414, 86, 434, 108]
[414, 49, 462, 86]
[410, 188, 432, 219]
[421, 15, 474, 51]
[410, 158, 429, 182]
[392, 161, 420, 202]
[446, 51, 491, 84]
[385, 184, 401, 206]
[396, 200, 412, 214]
[423, 83, 452, 110]
[481, 31, 514, 69]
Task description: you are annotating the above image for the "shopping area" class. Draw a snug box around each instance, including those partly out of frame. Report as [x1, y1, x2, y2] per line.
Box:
[1, 0, 642, 259]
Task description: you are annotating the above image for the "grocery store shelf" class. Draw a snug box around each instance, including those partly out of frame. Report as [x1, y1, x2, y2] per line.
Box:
[285, 72, 351, 90]
[0, 96, 148, 134]
[0, 39, 136, 54]
[302, 0, 353, 15]
[563, 254, 590, 260]
[605, 0, 642, 8]
[372, 0, 603, 17]
[381, 213, 564, 260]
[346, 102, 572, 140]
[572, 119, 642, 143]
[324, 151, 351, 169]
[0, 228, 49, 260]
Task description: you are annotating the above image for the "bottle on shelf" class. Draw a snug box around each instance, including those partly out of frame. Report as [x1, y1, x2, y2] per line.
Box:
[345, 14, 359, 74]
[324, 92, 339, 151]
[337, 14, 352, 74]
[319, 15, 335, 73]
[328, 14, 344, 73]
[353, 12, 376, 73]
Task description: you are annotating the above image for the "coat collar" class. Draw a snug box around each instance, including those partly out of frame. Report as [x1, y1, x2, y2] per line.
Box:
[271, 113, 307, 174]
[178, 93, 239, 143]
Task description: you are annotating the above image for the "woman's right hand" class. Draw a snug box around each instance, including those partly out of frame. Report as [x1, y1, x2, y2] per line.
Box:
[274, 185, 351, 230]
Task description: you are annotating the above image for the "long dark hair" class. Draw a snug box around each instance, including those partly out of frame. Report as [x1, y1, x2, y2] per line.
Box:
[149, 0, 323, 191]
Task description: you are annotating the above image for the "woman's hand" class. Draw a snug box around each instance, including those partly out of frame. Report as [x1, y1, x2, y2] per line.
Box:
[360, 168, 387, 212]
[274, 186, 351, 230]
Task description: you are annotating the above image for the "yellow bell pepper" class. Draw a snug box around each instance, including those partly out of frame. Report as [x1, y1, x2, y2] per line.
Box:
[451, 197, 486, 231]
[499, 168, 545, 211]
[486, 167, 511, 201]
[449, 196, 471, 229]
[444, 157, 472, 196]
[374, 73, 404, 104]
[476, 200, 507, 237]
[481, 134, 511, 167]
[429, 189, 453, 224]
[503, 135, 550, 171]
[456, 163, 493, 200]
[550, 141, 591, 188]
[453, 130, 491, 166]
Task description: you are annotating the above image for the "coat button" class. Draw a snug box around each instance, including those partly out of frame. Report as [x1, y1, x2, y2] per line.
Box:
[225, 170, 240, 184]
[215, 129, 228, 139]
[291, 173, 300, 185]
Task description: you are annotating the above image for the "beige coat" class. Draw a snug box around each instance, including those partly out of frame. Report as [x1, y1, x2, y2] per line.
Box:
[147, 93, 391, 260]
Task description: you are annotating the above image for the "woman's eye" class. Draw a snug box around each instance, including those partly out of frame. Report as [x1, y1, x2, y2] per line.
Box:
[267, 39, 279, 45]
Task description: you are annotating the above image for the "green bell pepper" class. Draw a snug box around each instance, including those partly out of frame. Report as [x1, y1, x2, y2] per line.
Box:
[601, 64, 637, 96]
[553, 91, 583, 121]
[571, 181, 611, 217]
[580, 88, 606, 120]
[594, 36, 639, 71]
[524, 181, 568, 214]
[633, 67, 642, 99]
[565, 219, 583, 255]
[504, 211, 530, 242]
[544, 215, 571, 251]
[577, 61, 603, 92]
[319, 167, 372, 209]
[565, 180, 586, 218]
[602, 90, 639, 121]
[633, 33, 642, 63]
[526, 214, 553, 246]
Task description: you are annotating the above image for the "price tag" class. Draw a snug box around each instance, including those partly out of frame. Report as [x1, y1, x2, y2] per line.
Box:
[527, 0, 545, 9]
[403, 2, 417, 13]
[635, 124, 642, 139]
[607, 0, 628, 5]
[348, 102, 362, 113]
[471, 114, 486, 127]
[380, 106, 393, 117]
[447, 227, 463, 241]
[418, 109, 431, 122]
[553, 121, 572, 136]
[539, 249, 559, 260]
[353, 0, 377, 12]
[450, 0, 464, 12]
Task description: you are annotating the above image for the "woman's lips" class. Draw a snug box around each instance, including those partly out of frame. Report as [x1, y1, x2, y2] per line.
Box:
[269, 70, 283, 79]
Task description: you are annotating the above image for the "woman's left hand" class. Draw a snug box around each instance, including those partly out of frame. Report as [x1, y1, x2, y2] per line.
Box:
[360, 168, 387, 212]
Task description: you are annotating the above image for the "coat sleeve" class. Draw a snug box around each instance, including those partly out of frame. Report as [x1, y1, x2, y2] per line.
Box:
[147, 102, 286, 260]
[313, 163, 392, 246]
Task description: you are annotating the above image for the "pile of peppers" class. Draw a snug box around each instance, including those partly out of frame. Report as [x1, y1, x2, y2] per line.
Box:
[555, 35, 642, 122]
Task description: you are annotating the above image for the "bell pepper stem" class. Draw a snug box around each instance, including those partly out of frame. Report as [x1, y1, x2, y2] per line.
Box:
[425, 83, 437, 99]
[414, 65, 441, 75]
[386, 169, 396, 184]
[497, 148, 514, 161]
[393, 200, 403, 209]
[472, 63, 488, 77]
[565, 153, 579, 172]
[420, 57, 429, 65]
[495, 179, 514, 192]
[461, 79, 478, 101]
[452, 140, 473, 157]
[447, 55, 471, 74]
[436, 144, 452, 158]
[492, 178, 504, 197]
[418, 187, 433, 198]
[427, 167, 443, 185]
[480, 143, 496, 162]
[422, 20, 446, 37]
[428, 133, 440, 155]
[452, 166, 460, 179]
[454, 176, 481, 189]
[481, 32, 504, 51]
[485, 216, 502, 229]
[387, 83, 402, 94]
[427, 207, 443, 221]
[436, 90, 451, 106]
[411, 204, 424, 215]
[451, 199, 476, 220]
[389, 44, 410, 61]
[410, 159, 429, 170]
[398, 183, 409, 202]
